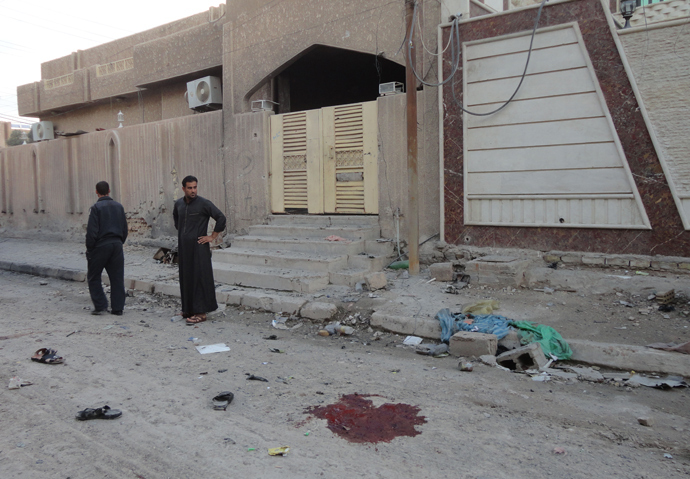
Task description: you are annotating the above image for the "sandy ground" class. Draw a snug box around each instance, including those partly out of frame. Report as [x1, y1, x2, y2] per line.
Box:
[1, 271, 689, 478]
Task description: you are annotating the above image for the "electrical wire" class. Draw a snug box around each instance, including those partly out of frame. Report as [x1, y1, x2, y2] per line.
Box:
[408, 0, 547, 117]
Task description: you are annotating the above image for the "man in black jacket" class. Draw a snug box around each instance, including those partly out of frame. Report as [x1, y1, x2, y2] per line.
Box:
[86, 181, 128, 315]
[173, 175, 226, 325]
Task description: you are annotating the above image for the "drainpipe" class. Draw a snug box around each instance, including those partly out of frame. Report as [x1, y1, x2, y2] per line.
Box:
[405, 0, 420, 275]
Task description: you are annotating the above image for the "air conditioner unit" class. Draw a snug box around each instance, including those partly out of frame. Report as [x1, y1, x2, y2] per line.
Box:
[31, 121, 54, 141]
[379, 82, 404, 96]
[251, 100, 278, 112]
[186, 76, 222, 110]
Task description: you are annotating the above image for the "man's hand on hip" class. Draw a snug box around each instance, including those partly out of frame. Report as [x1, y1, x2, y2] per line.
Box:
[197, 235, 215, 244]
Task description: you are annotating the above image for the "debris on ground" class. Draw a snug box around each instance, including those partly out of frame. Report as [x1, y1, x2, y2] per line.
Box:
[462, 300, 499, 315]
[415, 343, 449, 357]
[8, 376, 32, 389]
[30, 347, 64, 364]
[637, 417, 654, 427]
[496, 343, 548, 371]
[153, 247, 178, 264]
[325, 235, 350, 243]
[458, 359, 473, 371]
[402, 336, 423, 346]
[655, 289, 675, 305]
[75, 405, 122, 421]
[245, 374, 269, 382]
[195, 343, 230, 354]
[627, 374, 688, 389]
[268, 446, 290, 456]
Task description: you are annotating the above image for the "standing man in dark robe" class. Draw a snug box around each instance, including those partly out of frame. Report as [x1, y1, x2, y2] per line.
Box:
[173, 175, 227, 325]
[86, 181, 128, 315]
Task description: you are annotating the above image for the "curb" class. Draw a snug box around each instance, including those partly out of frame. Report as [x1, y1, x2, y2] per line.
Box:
[0, 261, 339, 321]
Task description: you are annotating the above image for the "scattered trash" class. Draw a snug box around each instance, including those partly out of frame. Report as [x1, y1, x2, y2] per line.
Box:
[75, 405, 122, 421]
[342, 296, 359, 303]
[325, 235, 350, 242]
[8, 376, 32, 389]
[664, 453, 673, 459]
[553, 447, 567, 455]
[248, 448, 256, 452]
[218, 369, 228, 373]
[531, 372, 550, 382]
[646, 341, 690, 354]
[562, 367, 604, 382]
[458, 360, 473, 372]
[635, 271, 649, 276]
[627, 374, 688, 389]
[436, 309, 512, 342]
[272, 315, 289, 330]
[39, 280, 48, 285]
[223, 438, 236, 445]
[403, 336, 423, 346]
[462, 300, 499, 315]
[416, 343, 449, 357]
[269, 348, 285, 353]
[195, 343, 230, 354]
[368, 293, 379, 298]
[170, 315, 183, 322]
[264, 335, 278, 340]
[246, 374, 269, 382]
[619, 301, 634, 307]
[304, 430, 310, 436]
[268, 446, 290, 456]
[388, 260, 409, 270]
[658, 304, 675, 312]
[318, 330, 330, 336]
[31, 348, 64, 364]
[65, 330, 78, 337]
[153, 247, 178, 264]
[213, 391, 234, 411]
[443, 284, 459, 295]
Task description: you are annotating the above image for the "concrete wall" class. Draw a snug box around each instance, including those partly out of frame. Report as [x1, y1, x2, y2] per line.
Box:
[0, 111, 223, 239]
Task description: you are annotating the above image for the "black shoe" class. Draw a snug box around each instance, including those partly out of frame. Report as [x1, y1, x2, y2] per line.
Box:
[111, 310, 123, 316]
[91, 310, 107, 316]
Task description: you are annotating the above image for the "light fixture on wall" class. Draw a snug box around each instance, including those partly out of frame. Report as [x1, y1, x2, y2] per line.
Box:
[620, 0, 636, 29]
[117, 110, 124, 128]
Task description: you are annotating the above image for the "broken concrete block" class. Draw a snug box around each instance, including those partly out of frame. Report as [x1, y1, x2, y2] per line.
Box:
[301, 302, 337, 320]
[365, 272, 387, 291]
[496, 342, 547, 371]
[428, 262, 454, 282]
[497, 329, 521, 350]
[449, 332, 498, 357]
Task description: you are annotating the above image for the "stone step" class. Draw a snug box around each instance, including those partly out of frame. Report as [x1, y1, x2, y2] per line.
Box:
[365, 239, 396, 256]
[212, 262, 330, 293]
[232, 236, 366, 255]
[347, 253, 391, 272]
[329, 268, 370, 287]
[247, 224, 380, 240]
[267, 214, 379, 227]
[213, 248, 348, 272]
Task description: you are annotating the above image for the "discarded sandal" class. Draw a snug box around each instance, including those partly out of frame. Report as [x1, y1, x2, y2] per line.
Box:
[186, 314, 207, 325]
[75, 405, 122, 421]
[213, 391, 234, 411]
[31, 348, 64, 364]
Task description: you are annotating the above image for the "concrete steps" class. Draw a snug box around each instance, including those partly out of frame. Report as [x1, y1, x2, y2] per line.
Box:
[212, 214, 394, 292]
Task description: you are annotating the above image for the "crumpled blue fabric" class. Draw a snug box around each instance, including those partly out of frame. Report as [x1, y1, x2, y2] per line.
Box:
[436, 308, 513, 343]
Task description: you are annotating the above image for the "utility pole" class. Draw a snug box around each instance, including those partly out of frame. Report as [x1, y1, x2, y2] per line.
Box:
[405, 0, 420, 275]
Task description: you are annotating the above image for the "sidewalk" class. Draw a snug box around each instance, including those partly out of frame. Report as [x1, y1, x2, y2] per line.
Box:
[1, 236, 689, 376]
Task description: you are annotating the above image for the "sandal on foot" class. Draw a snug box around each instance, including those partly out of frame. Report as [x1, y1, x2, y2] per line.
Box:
[75, 405, 122, 421]
[180, 311, 193, 319]
[213, 391, 234, 410]
[31, 348, 64, 364]
[186, 314, 207, 325]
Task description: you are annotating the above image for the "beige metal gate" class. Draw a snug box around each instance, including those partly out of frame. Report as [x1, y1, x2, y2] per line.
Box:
[270, 101, 378, 214]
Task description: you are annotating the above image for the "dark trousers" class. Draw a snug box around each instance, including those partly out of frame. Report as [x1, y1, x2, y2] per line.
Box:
[87, 242, 125, 312]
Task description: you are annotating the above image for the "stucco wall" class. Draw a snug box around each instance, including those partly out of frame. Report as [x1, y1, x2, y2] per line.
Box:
[619, 21, 690, 222]
[0, 111, 224, 239]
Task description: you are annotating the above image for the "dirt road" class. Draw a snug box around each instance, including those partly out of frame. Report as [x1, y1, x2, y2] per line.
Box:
[1, 271, 688, 478]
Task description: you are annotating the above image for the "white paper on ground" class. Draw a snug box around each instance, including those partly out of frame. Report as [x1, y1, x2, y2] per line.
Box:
[196, 343, 231, 354]
[403, 336, 423, 346]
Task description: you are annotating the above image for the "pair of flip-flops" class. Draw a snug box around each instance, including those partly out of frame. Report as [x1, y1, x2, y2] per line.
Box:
[75, 405, 122, 420]
[31, 348, 64, 364]
[213, 391, 234, 411]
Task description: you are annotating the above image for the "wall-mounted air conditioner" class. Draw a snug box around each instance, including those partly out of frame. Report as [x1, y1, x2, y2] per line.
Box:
[186, 76, 222, 110]
[31, 121, 54, 141]
[379, 82, 404, 96]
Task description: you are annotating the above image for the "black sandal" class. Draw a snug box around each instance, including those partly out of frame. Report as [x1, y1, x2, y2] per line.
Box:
[213, 392, 234, 411]
[31, 348, 64, 364]
[75, 405, 122, 421]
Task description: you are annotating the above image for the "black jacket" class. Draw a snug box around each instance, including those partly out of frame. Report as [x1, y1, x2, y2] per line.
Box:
[85, 196, 128, 251]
